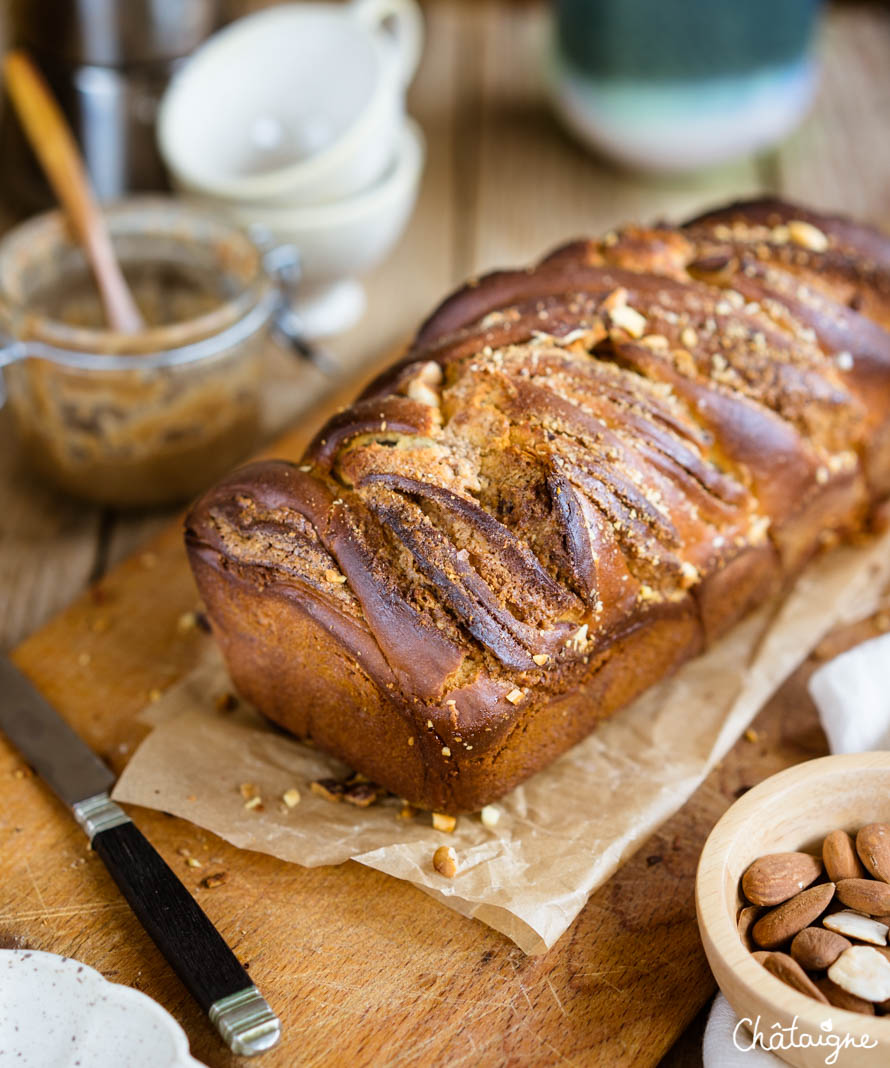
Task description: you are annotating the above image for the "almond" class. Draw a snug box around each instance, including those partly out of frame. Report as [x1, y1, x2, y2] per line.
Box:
[752, 882, 835, 949]
[737, 905, 762, 951]
[836, 878, 890, 916]
[823, 909, 889, 946]
[828, 945, 890, 1002]
[741, 852, 823, 906]
[790, 926, 851, 971]
[761, 952, 829, 1003]
[814, 976, 875, 1015]
[856, 823, 890, 883]
[823, 829, 866, 882]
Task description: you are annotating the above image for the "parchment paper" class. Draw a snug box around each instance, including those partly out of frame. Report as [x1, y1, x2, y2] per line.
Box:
[113, 529, 890, 953]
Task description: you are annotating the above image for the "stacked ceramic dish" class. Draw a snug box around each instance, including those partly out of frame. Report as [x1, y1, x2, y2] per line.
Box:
[158, 0, 424, 337]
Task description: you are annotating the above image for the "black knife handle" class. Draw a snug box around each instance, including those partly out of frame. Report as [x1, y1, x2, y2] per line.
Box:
[91, 814, 280, 1056]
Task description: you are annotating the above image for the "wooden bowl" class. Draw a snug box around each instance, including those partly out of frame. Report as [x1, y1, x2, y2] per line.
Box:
[696, 752, 890, 1067]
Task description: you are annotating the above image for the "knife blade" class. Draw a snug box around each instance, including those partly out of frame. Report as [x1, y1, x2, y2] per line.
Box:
[0, 655, 281, 1057]
[0, 655, 114, 805]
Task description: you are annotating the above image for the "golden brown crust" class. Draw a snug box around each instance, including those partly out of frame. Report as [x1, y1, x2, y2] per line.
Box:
[185, 199, 890, 812]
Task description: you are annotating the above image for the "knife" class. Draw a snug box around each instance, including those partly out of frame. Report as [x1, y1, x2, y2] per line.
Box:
[0, 655, 280, 1057]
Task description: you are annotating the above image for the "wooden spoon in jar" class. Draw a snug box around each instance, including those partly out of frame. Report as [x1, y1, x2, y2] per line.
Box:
[3, 49, 145, 334]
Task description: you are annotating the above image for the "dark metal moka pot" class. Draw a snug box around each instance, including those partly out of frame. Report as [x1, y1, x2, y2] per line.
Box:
[1, 0, 223, 214]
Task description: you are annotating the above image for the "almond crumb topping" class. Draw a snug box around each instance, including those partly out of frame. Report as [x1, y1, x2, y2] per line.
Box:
[600, 286, 628, 312]
[788, 219, 829, 252]
[567, 624, 589, 652]
[608, 303, 647, 339]
[749, 514, 771, 544]
[679, 561, 700, 589]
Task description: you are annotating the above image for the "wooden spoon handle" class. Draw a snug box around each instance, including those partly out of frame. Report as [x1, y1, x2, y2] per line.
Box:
[3, 50, 145, 334]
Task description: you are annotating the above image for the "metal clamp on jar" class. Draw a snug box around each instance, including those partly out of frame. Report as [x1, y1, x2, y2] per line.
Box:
[0, 197, 310, 508]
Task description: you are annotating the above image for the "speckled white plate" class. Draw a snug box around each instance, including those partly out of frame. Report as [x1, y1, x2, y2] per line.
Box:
[0, 950, 205, 1067]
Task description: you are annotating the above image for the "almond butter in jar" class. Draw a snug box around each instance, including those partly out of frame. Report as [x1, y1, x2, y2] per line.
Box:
[0, 197, 300, 507]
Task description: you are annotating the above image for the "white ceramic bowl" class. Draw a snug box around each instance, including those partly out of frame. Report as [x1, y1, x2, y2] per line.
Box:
[190, 118, 424, 337]
[0, 949, 203, 1067]
[158, 0, 422, 206]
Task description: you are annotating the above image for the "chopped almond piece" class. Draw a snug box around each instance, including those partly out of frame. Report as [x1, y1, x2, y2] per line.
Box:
[480, 805, 501, 829]
[788, 219, 829, 252]
[310, 779, 345, 802]
[609, 304, 647, 338]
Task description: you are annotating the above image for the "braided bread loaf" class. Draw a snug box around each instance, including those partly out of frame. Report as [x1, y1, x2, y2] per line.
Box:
[186, 199, 890, 813]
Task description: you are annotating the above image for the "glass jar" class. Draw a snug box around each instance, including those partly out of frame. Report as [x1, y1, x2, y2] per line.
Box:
[0, 197, 301, 507]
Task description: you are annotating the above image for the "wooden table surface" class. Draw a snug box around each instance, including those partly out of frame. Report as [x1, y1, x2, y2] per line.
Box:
[1, 3, 889, 1065]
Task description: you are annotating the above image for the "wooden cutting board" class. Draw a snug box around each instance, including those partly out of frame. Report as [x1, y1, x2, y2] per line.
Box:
[3, 353, 888, 1067]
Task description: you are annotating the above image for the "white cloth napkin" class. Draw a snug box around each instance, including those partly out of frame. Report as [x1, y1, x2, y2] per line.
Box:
[704, 992, 784, 1067]
[702, 632, 890, 1067]
[809, 633, 890, 754]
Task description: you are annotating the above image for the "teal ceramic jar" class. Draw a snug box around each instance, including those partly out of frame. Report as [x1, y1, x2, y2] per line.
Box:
[548, 0, 822, 172]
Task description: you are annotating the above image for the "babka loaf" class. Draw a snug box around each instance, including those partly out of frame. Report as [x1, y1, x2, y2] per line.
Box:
[185, 199, 890, 813]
